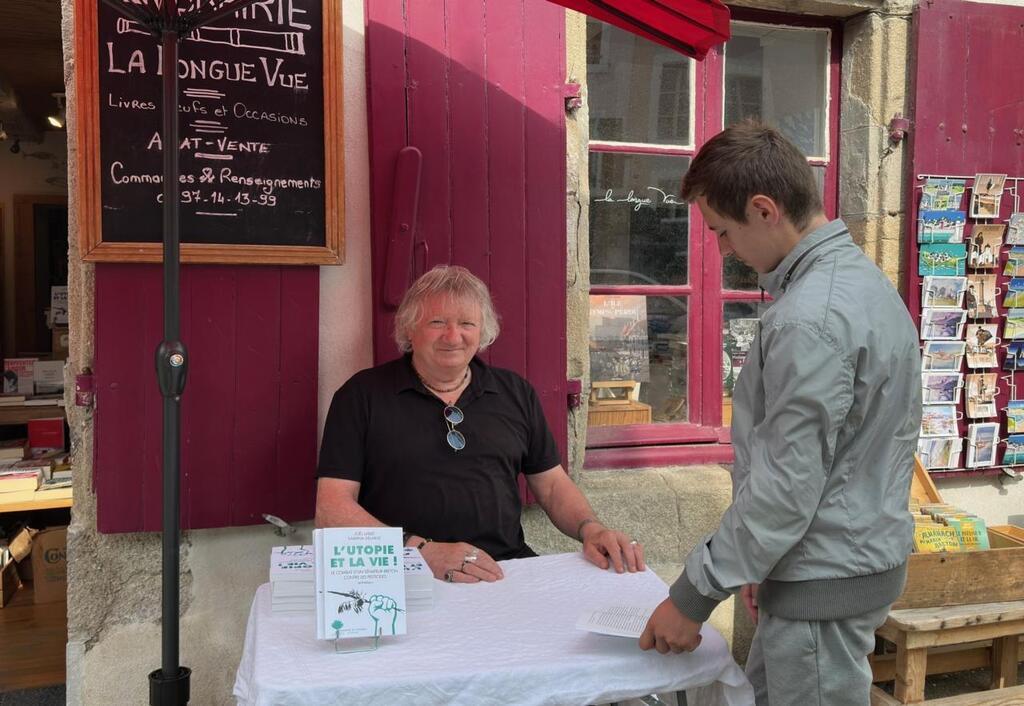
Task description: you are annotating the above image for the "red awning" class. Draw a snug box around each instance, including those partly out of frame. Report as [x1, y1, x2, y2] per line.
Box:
[547, 0, 730, 60]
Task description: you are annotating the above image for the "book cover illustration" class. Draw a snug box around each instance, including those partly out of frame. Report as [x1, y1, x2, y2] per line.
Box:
[1008, 213, 1024, 245]
[1009, 401, 1024, 434]
[921, 276, 967, 308]
[966, 422, 999, 468]
[965, 323, 998, 368]
[965, 373, 997, 418]
[921, 308, 966, 340]
[922, 372, 963, 404]
[2, 359, 37, 396]
[917, 436, 962, 470]
[314, 527, 406, 641]
[1004, 434, 1024, 465]
[918, 210, 966, 244]
[919, 243, 967, 276]
[920, 404, 959, 437]
[970, 174, 1007, 219]
[965, 274, 997, 318]
[923, 341, 965, 371]
[920, 177, 966, 211]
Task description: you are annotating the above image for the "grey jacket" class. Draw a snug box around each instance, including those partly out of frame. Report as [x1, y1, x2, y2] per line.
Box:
[671, 220, 922, 622]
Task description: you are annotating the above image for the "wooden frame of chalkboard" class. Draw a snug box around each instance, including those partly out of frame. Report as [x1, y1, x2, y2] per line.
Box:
[73, 0, 343, 264]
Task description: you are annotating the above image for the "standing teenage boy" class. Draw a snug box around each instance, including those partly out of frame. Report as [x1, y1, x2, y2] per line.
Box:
[639, 123, 921, 706]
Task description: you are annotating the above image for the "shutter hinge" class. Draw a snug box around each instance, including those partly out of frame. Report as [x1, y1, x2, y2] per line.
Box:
[567, 379, 583, 409]
[564, 83, 582, 112]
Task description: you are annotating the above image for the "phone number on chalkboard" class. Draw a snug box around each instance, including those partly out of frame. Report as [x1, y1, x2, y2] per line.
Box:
[178, 190, 278, 207]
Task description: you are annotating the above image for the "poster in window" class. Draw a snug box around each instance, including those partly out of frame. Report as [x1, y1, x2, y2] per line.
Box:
[589, 295, 650, 383]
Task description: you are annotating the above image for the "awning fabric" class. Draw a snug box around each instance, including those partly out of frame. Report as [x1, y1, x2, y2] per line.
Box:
[547, 0, 731, 60]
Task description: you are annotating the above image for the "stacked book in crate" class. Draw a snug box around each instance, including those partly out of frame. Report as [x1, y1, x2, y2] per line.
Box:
[403, 546, 433, 610]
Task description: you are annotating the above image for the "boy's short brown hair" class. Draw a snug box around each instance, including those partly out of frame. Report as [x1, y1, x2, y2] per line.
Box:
[680, 122, 823, 230]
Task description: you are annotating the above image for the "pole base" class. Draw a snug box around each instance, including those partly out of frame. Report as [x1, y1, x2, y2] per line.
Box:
[149, 666, 191, 706]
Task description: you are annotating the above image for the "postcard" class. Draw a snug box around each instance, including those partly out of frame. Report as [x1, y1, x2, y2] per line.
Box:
[917, 436, 962, 470]
[922, 372, 963, 404]
[922, 276, 967, 309]
[1007, 247, 1024, 277]
[920, 404, 959, 437]
[965, 323, 999, 368]
[1003, 435, 1024, 466]
[1006, 309, 1024, 340]
[921, 308, 966, 340]
[970, 174, 1007, 219]
[966, 274, 997, 318]
[967, 224, 1004, 269]
[1003, 342, 1024, 371]
[1003, 278, 1024, 309]
[921, 178, 967, 211]
[918, 210, 967, 244]
[965, 373, 997, 418]
[1008, 213, 1024, 245]
[1007, 400, 1024, 433]
[923, 341, 966, 371]
[919, 243, 967, 276]
[966, 422, 999, 468]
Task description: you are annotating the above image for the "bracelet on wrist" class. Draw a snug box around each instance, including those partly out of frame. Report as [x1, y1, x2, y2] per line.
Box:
[415, 537, 432, 551]
[576, 518, 597, 542]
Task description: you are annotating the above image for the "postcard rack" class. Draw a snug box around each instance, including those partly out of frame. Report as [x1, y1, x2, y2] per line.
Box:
[912, 172, 1024, 478]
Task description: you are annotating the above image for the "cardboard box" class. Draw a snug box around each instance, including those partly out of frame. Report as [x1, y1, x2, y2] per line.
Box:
[0, 554, 21, 607]
[30, 527, 67, 604]
[52, 327, 69, 359]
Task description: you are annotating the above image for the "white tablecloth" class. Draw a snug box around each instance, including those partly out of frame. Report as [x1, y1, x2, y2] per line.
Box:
[234, 552, 754, 706]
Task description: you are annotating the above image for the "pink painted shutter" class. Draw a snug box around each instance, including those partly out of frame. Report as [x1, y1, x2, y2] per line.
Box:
[93, 264, 319, 532]
[906, 0, 1024, 477]
[366, 0, 569, 467]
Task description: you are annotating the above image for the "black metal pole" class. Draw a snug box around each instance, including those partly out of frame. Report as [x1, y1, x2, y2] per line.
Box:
[149, 1, 190, 703]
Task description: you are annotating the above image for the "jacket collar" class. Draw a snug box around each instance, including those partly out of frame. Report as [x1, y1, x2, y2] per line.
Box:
[758, 219, 850, 299]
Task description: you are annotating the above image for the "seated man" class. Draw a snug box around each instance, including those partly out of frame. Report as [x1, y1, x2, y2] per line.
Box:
[316, 265, 643, 583]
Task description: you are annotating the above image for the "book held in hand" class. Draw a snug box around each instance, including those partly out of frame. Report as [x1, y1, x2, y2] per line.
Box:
[314, 527, 406, 640]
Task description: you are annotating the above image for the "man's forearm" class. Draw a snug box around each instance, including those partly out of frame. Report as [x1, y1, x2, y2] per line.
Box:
[314, 498, 387, 529]
[534, 472, 600, 541]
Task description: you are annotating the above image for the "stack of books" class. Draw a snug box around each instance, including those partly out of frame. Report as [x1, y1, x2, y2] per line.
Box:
[270, 545, 315, 614]
[0, 468, 43, 505]
[404, 546, 433, 610]
[911, 501, 990, 552]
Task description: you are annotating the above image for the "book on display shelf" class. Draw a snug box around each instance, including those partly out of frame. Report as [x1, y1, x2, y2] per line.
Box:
[0, 470, 43, 493]
[0, 439, 28, 462]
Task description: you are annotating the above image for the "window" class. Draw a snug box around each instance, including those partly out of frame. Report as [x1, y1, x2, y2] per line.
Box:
[584, 13, 840, 467]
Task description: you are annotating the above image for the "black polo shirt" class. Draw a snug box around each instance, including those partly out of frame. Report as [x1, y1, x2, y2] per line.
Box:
[317, 354, 561, 560]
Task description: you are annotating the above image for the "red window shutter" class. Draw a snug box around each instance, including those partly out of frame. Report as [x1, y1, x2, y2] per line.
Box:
[94, 264, 319, 532]
[366, 0, 569, 475]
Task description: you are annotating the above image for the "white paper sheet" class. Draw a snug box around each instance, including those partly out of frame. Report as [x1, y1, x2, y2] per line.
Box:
[576, 604, 653, 638]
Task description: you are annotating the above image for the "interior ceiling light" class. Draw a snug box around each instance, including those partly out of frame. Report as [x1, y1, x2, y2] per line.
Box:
[47, 92, 66, 129]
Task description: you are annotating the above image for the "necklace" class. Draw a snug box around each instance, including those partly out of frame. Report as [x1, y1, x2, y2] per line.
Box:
[416, 367, 469, 394]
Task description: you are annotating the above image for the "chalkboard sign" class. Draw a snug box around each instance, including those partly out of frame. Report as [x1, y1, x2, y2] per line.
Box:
[75, 0, 343, 264]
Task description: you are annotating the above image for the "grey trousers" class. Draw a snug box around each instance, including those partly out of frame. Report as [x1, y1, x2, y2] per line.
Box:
[744, 604, 890, 706]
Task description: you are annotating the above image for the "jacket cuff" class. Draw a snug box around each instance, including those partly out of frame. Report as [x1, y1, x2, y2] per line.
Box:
[669, 573, 720, 623]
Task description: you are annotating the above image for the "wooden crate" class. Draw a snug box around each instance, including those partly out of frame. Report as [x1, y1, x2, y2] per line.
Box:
[587, 400, 652, 427]
[894, 459, 1024, 610]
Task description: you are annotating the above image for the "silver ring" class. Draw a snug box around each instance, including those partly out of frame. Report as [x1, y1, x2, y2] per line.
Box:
[444, 569, 456, 583]
[460, 560, 468, 572]
[629, 540, 639, 545]
[464, 548, 479, 563]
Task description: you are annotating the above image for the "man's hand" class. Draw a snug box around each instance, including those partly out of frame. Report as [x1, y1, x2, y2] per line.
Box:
[741, 583, 759, 624]
[639, 598, 703, 654]
[580, 522, 645, 573]
[419, 541, 504, 583]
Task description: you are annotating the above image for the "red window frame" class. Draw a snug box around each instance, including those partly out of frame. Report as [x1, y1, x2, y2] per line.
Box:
[585, 9, 843, 469]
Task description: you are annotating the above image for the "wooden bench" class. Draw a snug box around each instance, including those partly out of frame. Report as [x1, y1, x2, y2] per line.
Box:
[870, 601, 1024, 704]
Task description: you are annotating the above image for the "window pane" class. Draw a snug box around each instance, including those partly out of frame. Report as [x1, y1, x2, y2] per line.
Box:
[724, 24, 829, 158]
[589, 295, 689, 426]
[722, 301, 770, 424]
[587, 19, 693, 145]
[590, 153, 691, 286]
[720, 165, 827, 291]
